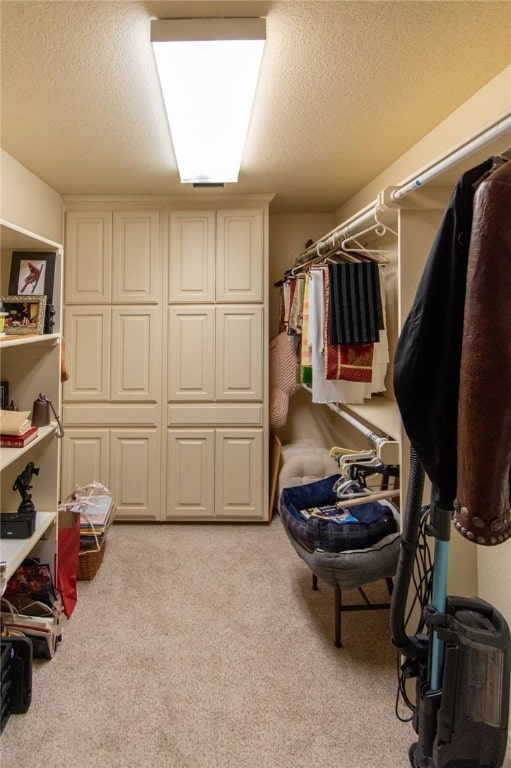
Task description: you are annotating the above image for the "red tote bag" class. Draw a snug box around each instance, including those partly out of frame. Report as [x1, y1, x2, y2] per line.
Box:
[56, 508, 80, 618]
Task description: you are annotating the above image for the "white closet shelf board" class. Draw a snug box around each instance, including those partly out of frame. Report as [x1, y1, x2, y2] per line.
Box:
[0, 424, 57, 472]
[342, 397, 400, 441]
[0, 333, 60, 349]
[302, 385, 400, 464]
[0, 510, 57, 580]
[0, 219, 62, 251]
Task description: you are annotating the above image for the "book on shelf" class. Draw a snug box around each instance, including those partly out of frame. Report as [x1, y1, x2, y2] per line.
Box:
[0, 425, 39, 447]
[0, 409, 32, 436]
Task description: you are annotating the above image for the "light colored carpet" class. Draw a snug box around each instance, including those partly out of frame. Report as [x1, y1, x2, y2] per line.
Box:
[0, 518, 466, 767]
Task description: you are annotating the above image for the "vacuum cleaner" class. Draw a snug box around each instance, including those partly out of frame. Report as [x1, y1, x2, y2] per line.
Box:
[390, 448, 510, 768]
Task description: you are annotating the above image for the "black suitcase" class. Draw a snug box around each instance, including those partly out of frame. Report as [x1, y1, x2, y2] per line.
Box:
[0, 636, 32, 732]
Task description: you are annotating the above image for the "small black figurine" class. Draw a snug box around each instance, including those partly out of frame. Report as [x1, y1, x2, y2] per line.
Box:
[12, 461, 40, 516]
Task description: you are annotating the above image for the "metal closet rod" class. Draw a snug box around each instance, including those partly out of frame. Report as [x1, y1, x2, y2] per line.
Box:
[302, 384, 397, 454]
[299, 203, 380, 262]
[299, 115, 511, 261]
[391, 114, 511, 201]
[325, 400, 392, 452]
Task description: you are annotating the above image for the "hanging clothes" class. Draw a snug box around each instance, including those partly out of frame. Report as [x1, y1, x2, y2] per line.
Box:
[300, 272, 313, 384]
[309, 267, 377, 404]
[322, 265, 374, 383]
[454, 159, 511, 545]
[288, 273, 305, 334]
[328, 261, 384, 344]
[278, 244, 389, 404]
[393, 157, 493, 511]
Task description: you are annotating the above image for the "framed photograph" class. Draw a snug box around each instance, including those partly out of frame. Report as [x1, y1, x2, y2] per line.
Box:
[0, 380, 9, 410]
[1, 295, 47, 335]
[8, 251, 56, 302]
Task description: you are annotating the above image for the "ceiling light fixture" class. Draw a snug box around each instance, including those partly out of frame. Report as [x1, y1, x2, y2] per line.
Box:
[151, 18, 266, 185]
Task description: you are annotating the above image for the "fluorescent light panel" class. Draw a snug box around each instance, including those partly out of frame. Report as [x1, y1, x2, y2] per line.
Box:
[151, 18, 266, 184]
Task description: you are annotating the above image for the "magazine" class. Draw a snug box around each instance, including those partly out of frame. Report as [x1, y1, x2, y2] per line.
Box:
[299, 503, 358, 524]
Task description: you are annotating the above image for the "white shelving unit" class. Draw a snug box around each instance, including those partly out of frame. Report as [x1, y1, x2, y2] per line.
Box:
[0, 219, 63, 583]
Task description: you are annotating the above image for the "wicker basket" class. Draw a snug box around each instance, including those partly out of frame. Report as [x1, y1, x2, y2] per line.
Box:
[77, 540, 106, 581]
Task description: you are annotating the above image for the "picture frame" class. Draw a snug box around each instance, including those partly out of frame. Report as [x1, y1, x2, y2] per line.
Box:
[0, 380, 9, 410]
[0, 295, 47, 336]
[8, 251, 56, 302]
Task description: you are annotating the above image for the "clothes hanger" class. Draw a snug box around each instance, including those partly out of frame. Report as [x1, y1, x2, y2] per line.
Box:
[333, 477, 372, 499]
[341, 225, 390, 262]
[340, 215, 397, 263]
[290, 240, 339, 275]
[336, 449, 378, 469]
[329, 445, 361, 459]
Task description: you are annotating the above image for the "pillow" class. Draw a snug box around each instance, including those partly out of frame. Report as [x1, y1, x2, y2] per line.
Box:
[277, 439, 339, 505]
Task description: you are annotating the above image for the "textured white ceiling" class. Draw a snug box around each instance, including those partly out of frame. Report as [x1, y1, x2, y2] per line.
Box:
[1, 0, 510, 212]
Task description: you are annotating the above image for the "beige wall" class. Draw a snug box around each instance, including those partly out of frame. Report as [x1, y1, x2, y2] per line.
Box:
[334, 65, 511, 224]
[268, 212, 334, 340]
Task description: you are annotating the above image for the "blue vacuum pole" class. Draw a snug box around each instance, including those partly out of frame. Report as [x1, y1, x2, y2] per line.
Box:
[428, 536, 449, 692]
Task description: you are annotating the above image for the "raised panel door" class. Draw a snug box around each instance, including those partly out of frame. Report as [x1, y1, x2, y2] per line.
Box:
[216, 306, 263, 401]
[169, 211, 215, 302]
[166, 429, 215, 519]
[112, 210, 159, 303]
[216, 210, 263, 302]
[111, 306, 160, 401]
[168, 306, 215, 401]
[64, 306, 111, 401]
[65, 211, 112, 303]
[60, 428, 109, 497]
[215, 429, 264, 520]
[110, 429, 160, 520]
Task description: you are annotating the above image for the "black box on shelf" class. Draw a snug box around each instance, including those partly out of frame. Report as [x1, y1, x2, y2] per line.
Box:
[0, 511, 36, 539]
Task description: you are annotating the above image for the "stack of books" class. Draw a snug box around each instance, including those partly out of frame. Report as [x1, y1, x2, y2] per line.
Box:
[72, 494, 115, 552]
[0, 410, 38, 447]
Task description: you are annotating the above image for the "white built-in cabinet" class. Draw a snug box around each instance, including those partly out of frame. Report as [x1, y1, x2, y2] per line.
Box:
[62, 198, 270, 522]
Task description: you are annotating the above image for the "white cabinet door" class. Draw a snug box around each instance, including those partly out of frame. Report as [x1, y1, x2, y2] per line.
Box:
[169, 211, 215, 302]
[169, 306, 263, 402]
[166, 428, 264, 520]
[216, 306, 263, 401]
[166, 429, 215, 519]
[216, 210, 263, 302]
[168, 306, 215, 401]
[64, 306, 111, 401]
[65, 211, 112, 303]
[111, 306, 160, 401]
[60, 429, 110, 496]
[112, 210, 159, 303]
[215, 429, 264, 520]
[110, 429, 160, 520]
